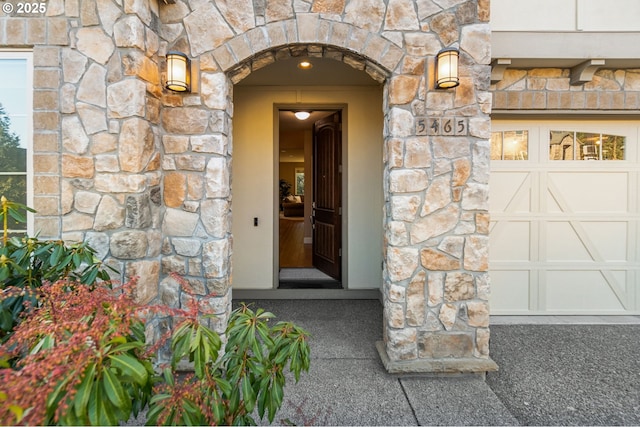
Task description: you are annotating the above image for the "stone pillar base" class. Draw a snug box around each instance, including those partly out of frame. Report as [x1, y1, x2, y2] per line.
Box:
[376, 341, 498, 375]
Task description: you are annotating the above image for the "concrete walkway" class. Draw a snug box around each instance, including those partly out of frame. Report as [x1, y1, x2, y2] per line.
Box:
[239, 299, 640, 426]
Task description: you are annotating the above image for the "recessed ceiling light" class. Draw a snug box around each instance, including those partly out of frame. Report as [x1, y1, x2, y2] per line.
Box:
[294, 111, 311, 120]
[297, 60, 312, 70]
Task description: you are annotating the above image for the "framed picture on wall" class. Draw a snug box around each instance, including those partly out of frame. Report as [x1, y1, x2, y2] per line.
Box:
[294, 168, 304, 195]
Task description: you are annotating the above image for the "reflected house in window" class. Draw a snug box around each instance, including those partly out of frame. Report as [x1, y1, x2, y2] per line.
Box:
[550, 131, 625, 161]
[549, 131, 575, 160]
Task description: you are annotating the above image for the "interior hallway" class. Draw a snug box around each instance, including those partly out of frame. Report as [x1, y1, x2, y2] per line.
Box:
[279, 216, 312, 268]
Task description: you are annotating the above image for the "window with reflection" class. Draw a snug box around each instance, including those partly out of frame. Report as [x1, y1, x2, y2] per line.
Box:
[549, 131, 625, 160]
[0, 53, 31, 235]
[491, 130, 529, 160]
[549, 130, 625, 160]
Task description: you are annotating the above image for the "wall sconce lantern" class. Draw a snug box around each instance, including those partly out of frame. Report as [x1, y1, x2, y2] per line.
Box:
[166, 51, 190, 92]
[436, 47, 460, 89]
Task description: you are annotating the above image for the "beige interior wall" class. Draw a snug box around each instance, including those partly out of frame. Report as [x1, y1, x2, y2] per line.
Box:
[232, 86, 383, 290]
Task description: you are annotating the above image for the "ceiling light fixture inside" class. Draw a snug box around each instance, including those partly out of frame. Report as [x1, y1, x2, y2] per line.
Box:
[297, 60, 313, 70]
[294, 111, 311, 120]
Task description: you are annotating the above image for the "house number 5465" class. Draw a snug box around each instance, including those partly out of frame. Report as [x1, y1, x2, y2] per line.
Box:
[415, 116, 468, 136]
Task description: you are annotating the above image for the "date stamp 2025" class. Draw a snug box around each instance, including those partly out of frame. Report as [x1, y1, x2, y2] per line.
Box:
[2, 1, 48, 15]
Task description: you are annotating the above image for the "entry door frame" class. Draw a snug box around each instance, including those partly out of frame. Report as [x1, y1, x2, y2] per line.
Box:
[273, 104, 348, 289]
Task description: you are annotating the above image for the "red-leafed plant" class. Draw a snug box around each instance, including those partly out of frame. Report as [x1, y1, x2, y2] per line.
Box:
[0, 280, 154, 425]
[0, 196, 117, 345]
[0, 275, 311, 426]
[0, 198, 311, 426]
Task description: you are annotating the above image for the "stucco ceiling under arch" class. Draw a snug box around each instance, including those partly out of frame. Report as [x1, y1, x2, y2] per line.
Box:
[236, 56, 381, 133]
[236, 57, 380, 87]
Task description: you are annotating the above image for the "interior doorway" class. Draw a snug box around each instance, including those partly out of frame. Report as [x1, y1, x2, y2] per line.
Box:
[278, 109, 342, 289]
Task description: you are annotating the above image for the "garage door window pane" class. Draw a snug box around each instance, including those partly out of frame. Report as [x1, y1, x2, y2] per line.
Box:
[550, 130, 625, 160]
[576, 132, 600, 160]
[490, 132, 502, 159]
[601, 134, 625, 160]
[491, 130, 528, 160]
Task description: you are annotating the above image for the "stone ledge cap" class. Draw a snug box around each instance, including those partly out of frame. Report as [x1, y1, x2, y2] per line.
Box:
[376, 341, 499, 375]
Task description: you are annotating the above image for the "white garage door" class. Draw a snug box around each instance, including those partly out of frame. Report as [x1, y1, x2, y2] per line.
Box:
[490, 120, 640, 314]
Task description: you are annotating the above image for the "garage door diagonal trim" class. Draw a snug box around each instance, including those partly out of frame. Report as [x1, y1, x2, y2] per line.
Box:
[489, 172, 532, 241]
[547, 178, 629, 309]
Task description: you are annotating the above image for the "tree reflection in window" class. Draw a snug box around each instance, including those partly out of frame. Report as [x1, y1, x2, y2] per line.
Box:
[0, 55, 29, 235]
[491, 130, 528, 160]
[549, 130, 625, 160]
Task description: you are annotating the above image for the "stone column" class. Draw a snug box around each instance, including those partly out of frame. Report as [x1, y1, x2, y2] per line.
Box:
[51, 0, 165, 305]
[157, 65, 233, 334]
[376, 3, 498, 374]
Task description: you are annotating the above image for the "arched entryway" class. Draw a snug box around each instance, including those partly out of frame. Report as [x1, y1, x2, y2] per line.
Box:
[157, 2, 495, 374]
[230, 49, 385, 297]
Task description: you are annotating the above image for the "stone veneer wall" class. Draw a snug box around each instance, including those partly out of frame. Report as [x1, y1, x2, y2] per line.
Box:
[1, 0, 220, 337]
[163, 0, 497, 373]
[6, 0, 167, 307]
[4, 0, 496, 373]
[492, 68, 640, 111]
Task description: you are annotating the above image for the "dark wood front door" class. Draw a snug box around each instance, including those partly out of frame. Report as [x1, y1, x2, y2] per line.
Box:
[312, 112, 342, 280]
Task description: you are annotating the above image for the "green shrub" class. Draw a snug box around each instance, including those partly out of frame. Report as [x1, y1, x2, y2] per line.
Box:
[0, 196, 311, 426]
[0, 196, 116, 343]
[0, 274, 311, 426]
[146, 298, 311, 426]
